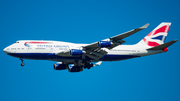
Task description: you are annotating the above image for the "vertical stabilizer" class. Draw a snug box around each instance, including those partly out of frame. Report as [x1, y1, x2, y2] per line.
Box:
[137, 22, 171, 49]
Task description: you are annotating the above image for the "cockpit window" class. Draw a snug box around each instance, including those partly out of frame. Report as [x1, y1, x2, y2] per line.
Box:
[14, 41, 19, 43]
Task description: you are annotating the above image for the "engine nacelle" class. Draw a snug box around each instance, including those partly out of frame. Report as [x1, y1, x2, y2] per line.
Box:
[54, 62, 68, 70]
[70, 49, 83, 55]
[68, 65, 83, 72]
[98, 41, 112, 48]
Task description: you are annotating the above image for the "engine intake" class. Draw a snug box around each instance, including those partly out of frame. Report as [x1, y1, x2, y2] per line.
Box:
[98, 41, 112, 48]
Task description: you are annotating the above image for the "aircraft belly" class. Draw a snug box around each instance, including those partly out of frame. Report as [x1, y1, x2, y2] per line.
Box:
[7, 52, 141, 62]
[7, 53, 82, 61]
[100, 54, 140, 61]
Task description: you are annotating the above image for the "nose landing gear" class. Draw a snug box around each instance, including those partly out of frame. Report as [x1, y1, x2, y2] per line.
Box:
[20, 58, 25, 66]
[21, 63, 25, 66]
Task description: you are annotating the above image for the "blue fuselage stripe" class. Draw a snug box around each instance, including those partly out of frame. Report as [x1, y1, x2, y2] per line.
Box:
[7, 53, 140, 61]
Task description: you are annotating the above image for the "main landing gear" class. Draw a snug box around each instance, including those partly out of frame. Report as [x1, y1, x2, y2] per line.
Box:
[20, 58, 25, 66]
[82, 60, 93, 69]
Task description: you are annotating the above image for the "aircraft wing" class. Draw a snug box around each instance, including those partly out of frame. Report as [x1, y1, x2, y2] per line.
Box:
[84, 23, 149, 51]
[81, 23, 149, 60]
[56, 23, 149, 60]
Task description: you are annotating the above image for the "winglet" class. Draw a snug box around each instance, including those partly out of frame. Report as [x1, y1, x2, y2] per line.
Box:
[93, 61, 102, 66]
[140, 23, 150, 29]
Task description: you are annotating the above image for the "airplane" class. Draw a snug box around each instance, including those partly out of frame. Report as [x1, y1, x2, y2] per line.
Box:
[3, 22, 178, 72]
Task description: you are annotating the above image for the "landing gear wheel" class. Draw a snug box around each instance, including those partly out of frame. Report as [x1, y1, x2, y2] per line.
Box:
[20, 58, 24, 66]
[87, 66, 91, 69]
[84, 62, 93, 69]
[21, 63, 25, 66]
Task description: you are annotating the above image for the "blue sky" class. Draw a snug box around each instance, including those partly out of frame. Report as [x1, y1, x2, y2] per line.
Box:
[0, 0, 180, 101]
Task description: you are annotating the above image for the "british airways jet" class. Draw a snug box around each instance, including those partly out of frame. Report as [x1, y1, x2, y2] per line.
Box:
[3, 22, 178, 72]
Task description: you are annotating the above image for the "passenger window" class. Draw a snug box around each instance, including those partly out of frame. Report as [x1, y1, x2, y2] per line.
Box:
[11, 48, 16, 50]
[36, 48, 45, 50]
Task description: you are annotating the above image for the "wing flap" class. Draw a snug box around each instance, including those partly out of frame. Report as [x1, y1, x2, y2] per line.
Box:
[55, 50, 71, 56]
[86, 48, 108, 60]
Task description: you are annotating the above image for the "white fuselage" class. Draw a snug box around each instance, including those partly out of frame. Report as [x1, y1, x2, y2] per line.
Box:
[3, 40, 164, 63]
[3, 23, 176, 72]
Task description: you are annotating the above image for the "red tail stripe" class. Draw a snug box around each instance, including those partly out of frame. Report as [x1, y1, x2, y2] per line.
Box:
[143, 38, 146, 42]
[153, 25, 167, 35]
[166, 25, 170, 33]
[147, 41, 160, 47]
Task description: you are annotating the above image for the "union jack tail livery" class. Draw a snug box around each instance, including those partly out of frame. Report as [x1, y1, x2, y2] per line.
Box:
[137, 22, 171, 49]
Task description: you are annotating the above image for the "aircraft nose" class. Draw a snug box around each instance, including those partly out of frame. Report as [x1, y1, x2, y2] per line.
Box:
[3, 47, 8, 54]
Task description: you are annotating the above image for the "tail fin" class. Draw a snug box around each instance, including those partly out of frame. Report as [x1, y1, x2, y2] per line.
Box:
[137, 22, 171, 48]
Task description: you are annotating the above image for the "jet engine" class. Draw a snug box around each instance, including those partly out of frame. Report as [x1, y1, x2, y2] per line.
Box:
[54, 62, 68, 70]
[70, 49, 83, 55]
[98, 41, 112, 48]
[68, 65, 83, 72]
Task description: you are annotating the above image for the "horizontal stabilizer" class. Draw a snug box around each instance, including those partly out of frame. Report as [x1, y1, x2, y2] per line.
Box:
[147, 40, 178, 50]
